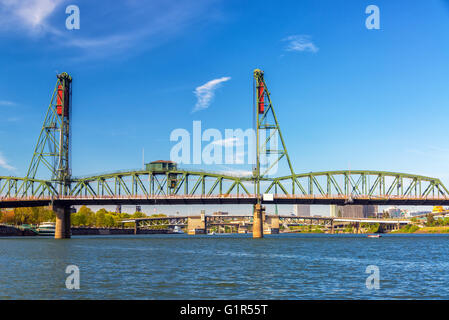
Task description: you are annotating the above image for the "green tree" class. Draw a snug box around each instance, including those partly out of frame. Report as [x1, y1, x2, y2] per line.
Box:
[366, 223, 380, 233]
[426, 214, 435, 227]
[0, 210, 15, 224]
[119, 212, 131, 219]
[30, 207, 55, 224]
[133, 211, 147, 218]
[104, 214, 116, 227]
[13, 207, 33, 225]
[74, 206, 95, 226]
[71, 212, 81, 226]
[95, 208, 108, 227]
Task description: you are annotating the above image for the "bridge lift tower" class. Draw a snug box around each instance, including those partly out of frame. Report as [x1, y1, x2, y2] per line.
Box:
[27, 72, 73, 238]
[253, 69, 295, 238]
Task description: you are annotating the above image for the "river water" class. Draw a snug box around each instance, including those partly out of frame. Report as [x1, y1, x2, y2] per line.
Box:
[0, 234, 448, 299]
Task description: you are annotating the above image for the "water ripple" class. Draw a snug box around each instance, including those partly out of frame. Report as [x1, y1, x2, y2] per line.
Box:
[0, 234, 448, 299]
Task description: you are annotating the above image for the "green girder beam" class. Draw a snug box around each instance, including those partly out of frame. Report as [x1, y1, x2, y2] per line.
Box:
[3, 169, 446, 200]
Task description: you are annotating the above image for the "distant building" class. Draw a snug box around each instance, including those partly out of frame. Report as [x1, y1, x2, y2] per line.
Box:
[330, 205, 378, 218]
[293, 205, 310, 217]
[363, 205, 377, 218]
[213, 211, 228, 216]
[330, 205, 338, 217]
[401, 209, 411, 218]
[409, 210, 431, 217]
[385, 207, 402, 218]
[341, 205, 364, 218]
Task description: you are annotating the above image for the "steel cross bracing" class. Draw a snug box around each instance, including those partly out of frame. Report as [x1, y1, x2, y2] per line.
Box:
[2, 170, 449, 204]
[26, 72, 72, 196]
[1, 71, 449, 207]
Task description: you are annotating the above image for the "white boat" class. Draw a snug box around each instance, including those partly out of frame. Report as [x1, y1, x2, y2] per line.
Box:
[37, 222, 55, 236]
[173, 226, 184, 234]
[367, 234, 381, 238]
[207, 231, 215, 235]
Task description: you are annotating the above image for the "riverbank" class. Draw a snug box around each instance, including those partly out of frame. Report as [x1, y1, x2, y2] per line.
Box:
[415, 226, 449, 233]
[0, 225, 37, 236]
[0, 225, 173, 237]
[3, 225, 449, 236]
[72, 227, 171, 235]
[392, 225, 449, 234]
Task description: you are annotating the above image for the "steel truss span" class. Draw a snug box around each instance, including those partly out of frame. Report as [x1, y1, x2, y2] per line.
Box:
[2, 170, 449, 206]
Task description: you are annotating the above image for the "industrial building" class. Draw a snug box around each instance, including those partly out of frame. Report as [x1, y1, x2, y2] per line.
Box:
[293, 205, 311, 216]
[329, 205, 378, 218]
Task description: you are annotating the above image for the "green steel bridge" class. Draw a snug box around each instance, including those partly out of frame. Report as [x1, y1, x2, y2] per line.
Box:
[0, 70, 447, 238]
[1, 70, 448, 207]
[2, 169, 449, 208]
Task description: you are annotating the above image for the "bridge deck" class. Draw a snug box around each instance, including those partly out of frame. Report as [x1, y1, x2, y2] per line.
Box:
[2, 194, 449, 208]
[123, 214, 410, 225]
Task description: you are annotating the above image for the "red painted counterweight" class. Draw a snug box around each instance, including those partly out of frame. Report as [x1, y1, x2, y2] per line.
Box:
[56, 85, 69, 116]
[258, 83, 264, 114]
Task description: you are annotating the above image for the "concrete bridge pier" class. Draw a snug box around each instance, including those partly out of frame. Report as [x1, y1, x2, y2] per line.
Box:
[264, 215, 279, 234]
[134, 221, 139, 235]
[253, 204, 265, 238]
[187, 211, 206, 235]
[53, 204, 71, 239]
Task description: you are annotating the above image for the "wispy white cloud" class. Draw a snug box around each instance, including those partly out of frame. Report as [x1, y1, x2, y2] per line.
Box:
[0, 100, 16, 106]
[193, 77, 231, 113]
[0, 0, 65, 34]
[211, 137, 244, 147]
[0, 0, 220, 60]
[0, 152, 15, 171]
[219, 166, 253, 177]
[282, 35, 318, 53]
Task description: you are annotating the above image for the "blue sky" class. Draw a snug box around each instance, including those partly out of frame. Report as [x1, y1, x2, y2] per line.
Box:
[1, 0, 449, 215]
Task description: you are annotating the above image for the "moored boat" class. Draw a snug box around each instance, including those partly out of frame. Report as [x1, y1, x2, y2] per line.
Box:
[172, 226, 184, 234]
[37, 222, 55, 236]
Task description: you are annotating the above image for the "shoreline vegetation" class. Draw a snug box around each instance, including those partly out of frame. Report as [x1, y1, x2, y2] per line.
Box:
[391, 225, 449, 234]
[285, 225, 449, 234]
[2, 206, 449, 235]
[0, 205, 154, 228]
[390, 215, 449, 234]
